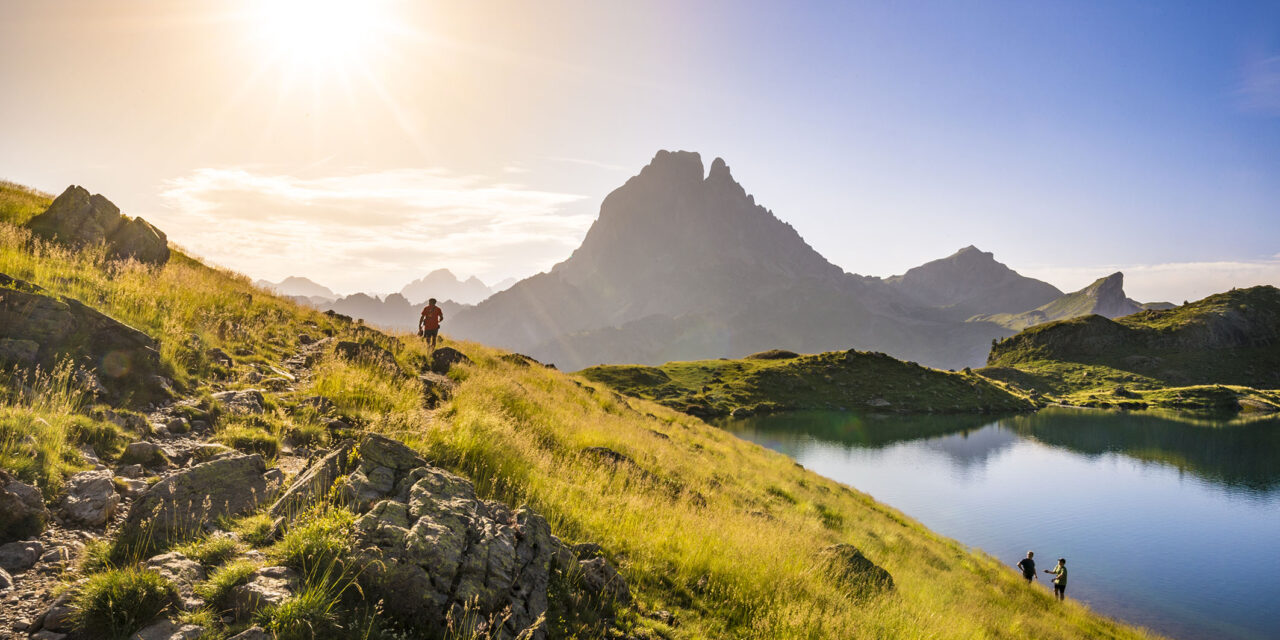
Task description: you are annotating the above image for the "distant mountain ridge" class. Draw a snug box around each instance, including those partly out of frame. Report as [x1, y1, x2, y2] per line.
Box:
[885, 245, 1063, 320]
[974, 272, 1174, 330]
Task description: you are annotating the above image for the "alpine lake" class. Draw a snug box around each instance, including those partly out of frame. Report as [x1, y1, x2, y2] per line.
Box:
[719, 408, 1280, 640]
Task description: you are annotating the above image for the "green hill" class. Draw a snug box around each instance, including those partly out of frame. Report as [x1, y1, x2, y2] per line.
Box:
[581, 349, 1033, 418]
[0, 182, 1155, 639]
[983, 286, 1280, 412]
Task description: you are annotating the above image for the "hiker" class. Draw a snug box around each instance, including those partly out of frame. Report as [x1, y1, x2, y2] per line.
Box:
[1016, 551, 1037, 584]
[419, 297, 444, 351]
[1045, 558, 1068, 600]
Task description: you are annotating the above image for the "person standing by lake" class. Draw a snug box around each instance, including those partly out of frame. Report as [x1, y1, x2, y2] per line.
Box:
[1045, 558, 1068, 600]
[419, 297, 445, 351]
[1016, 551, 1037, 584]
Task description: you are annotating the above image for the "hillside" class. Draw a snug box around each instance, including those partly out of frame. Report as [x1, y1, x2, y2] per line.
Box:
[983, 285, 1280, 412]
[0, 181, 1158, 639]
[973, 272, 1172, 331]
[581, 349, 1033, 418]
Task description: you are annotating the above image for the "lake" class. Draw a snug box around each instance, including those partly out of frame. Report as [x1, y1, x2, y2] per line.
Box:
[720, 408, 1280, 640]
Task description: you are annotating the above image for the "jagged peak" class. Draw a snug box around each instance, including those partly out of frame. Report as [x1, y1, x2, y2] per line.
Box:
[707, 157, 733, 182]
[639, 149, 705, 182]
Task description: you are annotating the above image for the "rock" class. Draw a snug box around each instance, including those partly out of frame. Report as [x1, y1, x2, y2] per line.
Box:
[122, 454, 273, 547]
[118, 464, 145, 479]
[0, 566, 12, 590]
[39, 542, 80, 566]
[261, 377, 290, 391]
[130, 618, 204, 640]
[59, 470, 120, 527]
[428, 347, 471, 374]
[583, 446, 632, 465]
[0, 540, 43, 572]
[230, 567, 297, 620]
[351, 458, 555, 639]
[418, 372, 457, 407]
[205, 348, 233, 367]
[0, 337, 38, 363]
[268, 441, 355, 518]
[36, 593, 75, 632]
[117, 478, 150, 498]
[165, 417, 190, 434]
[0, 273, 166, 403]
[359, 433, 425, 472]
[191, 443, 236, 462]
[334, 340, 399, 371]
[0, 470, 47, 542]
[25, 185, 170, 265]
[144, 552, 206, 605]
[819, 544, 894, 597]
[577, 556, 632, 604]
[211, 389, 265, 415]
[299, 395, 336, 414]
[30, 631, 67, 640]
[122, 441, 170, 467]
[227, 626, 271, 640]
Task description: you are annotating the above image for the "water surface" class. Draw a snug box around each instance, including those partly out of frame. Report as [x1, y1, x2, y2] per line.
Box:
[722, 408, 1280, 640]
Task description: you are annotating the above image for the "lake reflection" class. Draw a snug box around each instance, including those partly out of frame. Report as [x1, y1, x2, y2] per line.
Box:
[721, 408, 1280, 640]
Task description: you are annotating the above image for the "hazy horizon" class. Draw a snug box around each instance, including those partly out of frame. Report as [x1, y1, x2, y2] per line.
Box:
[2, 1, 1277, 302]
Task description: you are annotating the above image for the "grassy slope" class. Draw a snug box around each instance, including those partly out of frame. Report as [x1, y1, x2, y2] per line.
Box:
[580, 350, 1033, 417]
[0, 183, 1155, 639]
[983, 287, 1280, 412]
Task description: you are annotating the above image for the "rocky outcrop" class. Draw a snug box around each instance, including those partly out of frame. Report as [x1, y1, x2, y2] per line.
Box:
[26, 185, 170, 266]
[429, 346, 471, 374]
[230, 566, 298, 621]
[0, 272, 167, 404]
[143, 552, 206, 609]
[211, 389, 265, 415]
[0, 471, 47, 542]
[819, 543, 894, 598]
[268, 442, 354, 518]
[57, 469, 120, 527]
[122, 454, 276, 547]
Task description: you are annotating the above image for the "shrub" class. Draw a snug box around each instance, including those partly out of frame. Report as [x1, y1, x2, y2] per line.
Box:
[71, 568, 177, 639]
[196, 558, 260, 609]
[272, 508, 355, 572]
[176, 535, 240, 567]
[234, 513, 278, 548]
[215, 424, 281, 459]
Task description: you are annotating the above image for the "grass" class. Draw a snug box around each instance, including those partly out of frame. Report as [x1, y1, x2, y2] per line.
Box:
[70, 567, 177, 639]
[0, 181, 1160, 639]
[581, 349, 1033, 417]
[176, 534, 241, 567]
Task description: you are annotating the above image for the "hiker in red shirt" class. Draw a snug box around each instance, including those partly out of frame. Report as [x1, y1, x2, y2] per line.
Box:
[419, 297, 444, 351]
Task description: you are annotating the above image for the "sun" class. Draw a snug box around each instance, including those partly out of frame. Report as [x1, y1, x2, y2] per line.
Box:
[251, 0, 390, 70]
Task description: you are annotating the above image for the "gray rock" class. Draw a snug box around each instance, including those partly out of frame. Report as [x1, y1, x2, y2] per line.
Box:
[418, 372, 457, 407]
[268, 441, 354, 518]
[36, 593, 75, 632]
[26, 185, 170, 266]
[577, 556, 631, 604]
[122, 441, 170, 467]
[58, 470, 120, 527]
[0, 470, 46, 542]
[359, 433, 425, 472]
[428, 346, 471, 374]
[129, 618, 203, 640]
[0, 337, 38, 363]
[117, 478, 150, 497]
[205, 348, 233, 367]
[122, 454, 272, 547]
[230, 567, 297, 620]
[0, 273, 165, 403]
[227, 626, 271, 640]
[353, 459, 555, 639]
[211, 389, 265, 415]
[191, 443, 236, 462]
[30, 631, 67, 640]
[117, 464, 145, 479]
[820, 543, 894, 597]
[38, 542, 81, 566]
[0, 566, 12, 590]
[143, 552, 206, 602]
[0, 540, 43, 572]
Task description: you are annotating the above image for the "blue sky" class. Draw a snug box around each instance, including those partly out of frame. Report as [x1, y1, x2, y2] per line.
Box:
[1, 0, 1276, 300]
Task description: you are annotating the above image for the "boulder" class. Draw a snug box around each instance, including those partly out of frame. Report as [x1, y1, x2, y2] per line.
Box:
[25, 185, 170, 266]
[0, 566, 11, 590]
[268, 441, 355, 518]
[34, 593, 75, 633]
[349, 455, 555, 639]
[130, 618, 203, 640]
[428, 347, 471, 374]
[144, 552, 206, 608]
[418, 372, 457, 407]
[122, 454, 273, 547]
[230, 566, 297, 621]
[819, 543, 894, 597]
[58, 470, 120, 527]
[358, 433, 425, 472]
[0, 540, 43, 572]
[122, 441, 170, 467]
[211, 389, 265, 415]
[577, 556, 632, 605]
[0, 273, 166, 404]
[0, 470, 47, 542]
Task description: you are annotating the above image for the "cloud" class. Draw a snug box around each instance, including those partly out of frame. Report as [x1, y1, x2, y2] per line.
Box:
[1237, 54, 1280, 116]
[1023, 259, 1280, 304]
[158, 167, 591, 292]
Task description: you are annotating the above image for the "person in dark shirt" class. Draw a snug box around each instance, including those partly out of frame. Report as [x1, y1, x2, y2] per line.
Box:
[1016, 551, 1037, 583]
[419, 298, 444, 351]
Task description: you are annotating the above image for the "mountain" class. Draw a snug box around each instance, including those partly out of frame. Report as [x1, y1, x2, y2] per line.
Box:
[319, 293, 470, 333]
[974, 272, 1171, 331]
[452, 150, 1011, 370]
[254, 276, 336, 301]
[400, 268, 493, 305]
[885, 245, 1063, 320]
[983, 285, 1280, 411]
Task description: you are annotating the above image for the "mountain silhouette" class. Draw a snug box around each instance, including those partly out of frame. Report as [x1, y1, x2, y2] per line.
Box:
[885, 245, 1063, 320]
[974, 272, 1173, 330]
[400, 268, 493, 305]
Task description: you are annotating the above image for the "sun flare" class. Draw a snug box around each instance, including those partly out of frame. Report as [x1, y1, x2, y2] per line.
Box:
[251, 0, 390, 70]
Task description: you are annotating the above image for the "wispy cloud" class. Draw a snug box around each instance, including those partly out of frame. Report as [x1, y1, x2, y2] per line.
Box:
[543, 156, 630, 171]
[1237, 54, 1280, 116]
[158, 167, 591, 293]
[1023, 259, 1280, 304]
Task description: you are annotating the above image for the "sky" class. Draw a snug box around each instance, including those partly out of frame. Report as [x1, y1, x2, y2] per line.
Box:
[1, 0, 1278, 302]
